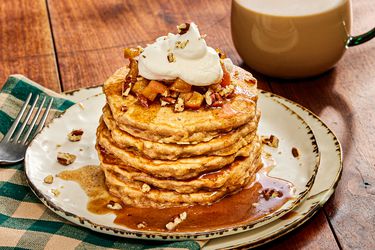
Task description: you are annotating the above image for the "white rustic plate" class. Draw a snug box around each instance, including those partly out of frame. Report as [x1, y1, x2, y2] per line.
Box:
[24, 89, 320, 241]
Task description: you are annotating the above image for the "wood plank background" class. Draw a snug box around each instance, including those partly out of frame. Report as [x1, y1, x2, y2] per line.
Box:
[0, 0, 60, 91]
[1, 0, 374, 249]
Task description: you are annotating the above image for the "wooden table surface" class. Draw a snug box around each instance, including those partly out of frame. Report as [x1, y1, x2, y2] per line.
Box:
[1, 0, 374, 249]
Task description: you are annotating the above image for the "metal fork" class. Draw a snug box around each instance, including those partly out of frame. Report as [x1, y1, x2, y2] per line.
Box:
[0, 93, 54, 165]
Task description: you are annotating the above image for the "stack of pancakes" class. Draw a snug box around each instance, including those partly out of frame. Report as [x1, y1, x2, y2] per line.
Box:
[96, 66, 263, 208]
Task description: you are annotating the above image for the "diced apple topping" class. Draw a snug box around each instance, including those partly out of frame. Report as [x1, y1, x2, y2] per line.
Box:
[170, 79, 192, 93]
[124, 47, 143, 59]
[185, 92, 204, 110]
[140, 80, 168, 101]
[179, 92, 193, 102]
[121, 47, 236, 110]
[132, 78, 149, 95]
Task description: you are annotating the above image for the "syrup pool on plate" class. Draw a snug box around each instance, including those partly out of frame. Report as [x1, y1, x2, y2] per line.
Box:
[58, 154, 295, 232]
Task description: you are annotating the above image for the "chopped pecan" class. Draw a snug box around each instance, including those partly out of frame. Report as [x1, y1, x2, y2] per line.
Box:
[160, 97, 176, 106]
[262, 188, 283, 200]
[160, 100, 168, 107]
[67, 129, 84, 142]
[210, 83, 221, 92]
[167, 52, 176, 63]
[107, 200, 123, 210]
[205, 89, 213, 105]
[174, 97, 184, 112]
[212, 101, 223, 107]
[212, 93, 224, 107]
[161, 89, 169, 97]
[166, 212, 187, 231]
[57, 152, 76, 166]
[170, 91, 179, 98]
[226, 92, 235, 99]
[125, 59, 138, 86]
[175, 40, 189, 49]
[261, 135, 279, 148]
[219, 83, 235, 97]
[177, 23, 190, 35]
[44, 175, 54, 184]
[292, 147, 300, 158]
[137, 94, 150, 108]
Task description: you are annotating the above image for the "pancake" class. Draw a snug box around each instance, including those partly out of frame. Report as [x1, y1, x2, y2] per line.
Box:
[103, 65, 258, 144]
[103, 156, 263, 208]
[100, 137, 262, 194]
[102, 105, 260, 160]
[97, 122, 259, 180]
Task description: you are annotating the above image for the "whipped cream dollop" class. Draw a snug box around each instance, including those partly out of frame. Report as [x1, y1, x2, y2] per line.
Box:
[138, 23, 231, 86]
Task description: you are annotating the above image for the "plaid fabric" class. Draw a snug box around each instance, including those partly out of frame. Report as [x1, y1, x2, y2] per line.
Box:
[0, 75, 200, 250]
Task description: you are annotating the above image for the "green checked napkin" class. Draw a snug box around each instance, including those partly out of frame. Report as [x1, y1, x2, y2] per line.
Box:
[0, 75, 201, 250]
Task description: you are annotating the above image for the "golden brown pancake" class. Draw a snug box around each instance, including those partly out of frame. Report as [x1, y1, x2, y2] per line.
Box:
[103, 156, 263, 208]
[97, 122, 259, 180]
[96, 60, 263, 208]
[102, 105, 260, 160]
[100, 137, 262, 194]
[103, 66, 258, 144]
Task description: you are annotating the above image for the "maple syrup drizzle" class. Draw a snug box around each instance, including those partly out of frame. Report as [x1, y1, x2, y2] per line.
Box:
[58, 156, 294, 232]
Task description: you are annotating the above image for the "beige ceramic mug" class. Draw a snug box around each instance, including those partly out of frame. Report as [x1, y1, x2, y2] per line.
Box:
[231, 0, 375, 78]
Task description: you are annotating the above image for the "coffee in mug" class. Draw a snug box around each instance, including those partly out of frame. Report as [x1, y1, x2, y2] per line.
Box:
[231, 0, 375, 78]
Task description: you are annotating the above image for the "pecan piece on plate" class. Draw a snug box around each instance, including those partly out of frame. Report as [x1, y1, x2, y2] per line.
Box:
[292, 147, 300, 158]
[261, 135, 279, 148]
[262, 188, 283, 201]
[43, 175, 54, 184]
[67, 129, 84, 142]
[57, 152, 76, 166]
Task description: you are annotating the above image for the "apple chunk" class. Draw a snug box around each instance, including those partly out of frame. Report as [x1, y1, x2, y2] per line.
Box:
[141, 80, 168, 101]
[132, 79, 148, 95]
[185, 91, 204, 110]
[179, 92, 193, 102]
[170, 79, 192, 93]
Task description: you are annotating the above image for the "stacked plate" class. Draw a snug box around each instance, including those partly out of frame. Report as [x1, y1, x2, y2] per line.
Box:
[25, 87, 342, 249]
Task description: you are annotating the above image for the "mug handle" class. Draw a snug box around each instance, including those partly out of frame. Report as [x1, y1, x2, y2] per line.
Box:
[347, 27, 375, 47]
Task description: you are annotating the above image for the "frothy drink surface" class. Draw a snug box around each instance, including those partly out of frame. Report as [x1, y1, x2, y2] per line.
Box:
[237, 0, 345, 16]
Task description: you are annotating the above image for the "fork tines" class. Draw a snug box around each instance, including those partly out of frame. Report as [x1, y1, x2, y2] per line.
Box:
[2, 93, 54, 145]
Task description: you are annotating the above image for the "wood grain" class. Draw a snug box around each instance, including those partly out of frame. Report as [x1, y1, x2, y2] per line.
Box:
[262, 211, 339, 250]
[0, 0, 60, 91]
[47, 0, 273, 90]
[267, 0, 375, 249]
